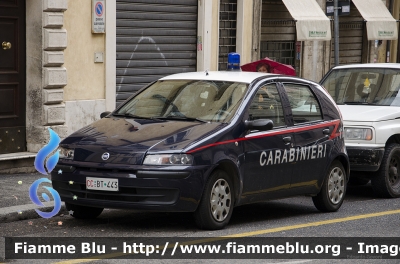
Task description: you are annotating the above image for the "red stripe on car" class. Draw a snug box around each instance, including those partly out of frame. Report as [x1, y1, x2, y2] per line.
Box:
[187, 119, 341, 154]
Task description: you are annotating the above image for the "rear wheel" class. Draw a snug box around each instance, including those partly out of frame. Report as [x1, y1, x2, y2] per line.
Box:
[313, 160, 346, 212]
[371, 143, 400, 198]
[194, 170, 234, 230]
[66, 202, 104, 219]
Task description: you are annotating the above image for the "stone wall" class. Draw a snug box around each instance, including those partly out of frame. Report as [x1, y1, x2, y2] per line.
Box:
[65, 100, 105, 136]
[301, 0, 331, 82]
[26, 0, 69, 153]
[25, 0, 106, 151]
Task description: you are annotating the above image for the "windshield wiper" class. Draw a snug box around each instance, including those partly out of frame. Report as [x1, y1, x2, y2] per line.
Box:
[343, 101, 375, 105]
[114, 113, 208, 123]
[113, 113, 147, 118]
[112, 113, 164, 121]
[154, 116, 208, 123]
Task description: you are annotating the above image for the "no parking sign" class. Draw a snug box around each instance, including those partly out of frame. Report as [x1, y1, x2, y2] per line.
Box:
[92, 0, 105, 33]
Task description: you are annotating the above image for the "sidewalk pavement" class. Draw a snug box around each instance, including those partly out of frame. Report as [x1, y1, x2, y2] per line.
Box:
[0, 172, 66, 223]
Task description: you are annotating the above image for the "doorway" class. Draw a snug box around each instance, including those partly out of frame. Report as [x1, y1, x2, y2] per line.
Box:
[0, 0, 26, 154]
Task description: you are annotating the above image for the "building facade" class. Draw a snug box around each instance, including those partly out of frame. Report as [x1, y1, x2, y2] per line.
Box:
[0, 0, 110, 172]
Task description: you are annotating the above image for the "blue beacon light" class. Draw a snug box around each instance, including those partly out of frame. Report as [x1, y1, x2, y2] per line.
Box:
[227, 52, 241, 71]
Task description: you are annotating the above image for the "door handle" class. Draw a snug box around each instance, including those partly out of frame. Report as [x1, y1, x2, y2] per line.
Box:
[322, 128, 330, 135]
[282, 136, 292, 144]
[2, 41, 12, 50]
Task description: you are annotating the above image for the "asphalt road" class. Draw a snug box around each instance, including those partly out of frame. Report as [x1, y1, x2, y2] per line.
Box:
[1, 182, 400, 263]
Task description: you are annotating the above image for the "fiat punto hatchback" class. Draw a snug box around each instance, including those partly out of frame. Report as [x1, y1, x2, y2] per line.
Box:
[52, 71, 349, 230]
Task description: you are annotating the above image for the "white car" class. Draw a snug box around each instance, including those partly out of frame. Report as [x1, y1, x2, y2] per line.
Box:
[320, 64, 400, 198]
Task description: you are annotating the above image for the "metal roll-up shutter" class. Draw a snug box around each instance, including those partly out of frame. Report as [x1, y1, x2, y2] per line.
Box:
[261, 0, 296, 68]
[116, 0, 198, 105]
[331, 2, 365, 66]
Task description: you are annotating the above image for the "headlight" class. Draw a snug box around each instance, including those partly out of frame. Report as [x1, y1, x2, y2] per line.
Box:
[344, 128, 372, 140]
[143, 154, 193, 165]
[59, 147, 74, 160]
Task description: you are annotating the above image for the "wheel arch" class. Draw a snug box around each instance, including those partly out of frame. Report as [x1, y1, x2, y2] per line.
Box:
[386, 134, 400, 146]
[335, 154, 350, 182]
[312, 158, 347, 212]
[318, 155, 349, 190]
[213, 160, 241, 206]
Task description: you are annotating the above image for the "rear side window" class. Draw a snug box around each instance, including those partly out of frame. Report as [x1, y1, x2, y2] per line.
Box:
[283, 83, 323, 124]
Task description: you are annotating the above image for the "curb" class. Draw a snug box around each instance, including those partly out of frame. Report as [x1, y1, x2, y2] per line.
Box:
[0, 202, 66, 223]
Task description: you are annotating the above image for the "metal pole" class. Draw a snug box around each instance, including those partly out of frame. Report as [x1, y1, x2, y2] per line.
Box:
[334, 0, 339, 66]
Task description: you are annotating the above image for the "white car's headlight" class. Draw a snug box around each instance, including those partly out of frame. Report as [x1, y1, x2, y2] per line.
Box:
[344, 128, 372, 140]
[143, 154, 193, 165]
[59, 147, 74, 160]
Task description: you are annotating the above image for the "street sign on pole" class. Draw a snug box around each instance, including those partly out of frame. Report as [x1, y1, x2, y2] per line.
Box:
[92, 0, 105, 34]
[326, 0, 350, 16]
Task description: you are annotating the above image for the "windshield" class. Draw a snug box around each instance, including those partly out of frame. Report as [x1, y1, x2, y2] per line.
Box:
[321, 68, 400, 106]
[116, 80, 248, 122]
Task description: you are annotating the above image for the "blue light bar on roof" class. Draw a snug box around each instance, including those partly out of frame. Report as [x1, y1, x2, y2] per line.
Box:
[227, 52, 241, 71]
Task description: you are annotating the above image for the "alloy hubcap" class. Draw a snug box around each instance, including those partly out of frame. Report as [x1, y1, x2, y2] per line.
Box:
[210, 179, 231, 222]
[328, 167, 344, 204]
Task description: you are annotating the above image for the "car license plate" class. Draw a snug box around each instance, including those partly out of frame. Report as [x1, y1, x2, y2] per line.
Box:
[86, 177, 118, 191]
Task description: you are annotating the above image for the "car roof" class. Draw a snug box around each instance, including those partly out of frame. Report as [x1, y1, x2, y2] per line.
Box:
[160, 71, 277, 84]
[331, 63, 400, 70]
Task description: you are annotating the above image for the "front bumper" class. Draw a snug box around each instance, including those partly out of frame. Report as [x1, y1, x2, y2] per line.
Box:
[346, 146, 384, 171]
[51, 162, 212, 212]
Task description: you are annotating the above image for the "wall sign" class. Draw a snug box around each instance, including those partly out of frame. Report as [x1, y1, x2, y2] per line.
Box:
[92, 0, 105, 33]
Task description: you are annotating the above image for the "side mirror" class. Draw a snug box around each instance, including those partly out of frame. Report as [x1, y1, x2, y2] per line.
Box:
[100, 111, 111, 119]
[245, 119, 273, 131]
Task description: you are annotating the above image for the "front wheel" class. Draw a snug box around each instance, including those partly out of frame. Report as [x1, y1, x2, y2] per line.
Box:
[194, 170, 234, 230]
[312, 160, 346, 212]
[371, 143, 400, 198]
[66, 202, 104, 219]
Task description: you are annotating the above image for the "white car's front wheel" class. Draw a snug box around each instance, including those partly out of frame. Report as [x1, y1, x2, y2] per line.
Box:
[372, 143, 400, 198]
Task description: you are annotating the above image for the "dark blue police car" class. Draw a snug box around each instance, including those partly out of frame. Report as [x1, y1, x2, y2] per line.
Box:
[52, 71, 349, 230]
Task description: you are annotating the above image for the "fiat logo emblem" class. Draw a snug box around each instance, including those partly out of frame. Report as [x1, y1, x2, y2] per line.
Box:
[101, 152, 110, 160]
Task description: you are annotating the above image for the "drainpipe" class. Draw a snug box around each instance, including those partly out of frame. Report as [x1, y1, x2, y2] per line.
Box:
[334, 0, 339, 66]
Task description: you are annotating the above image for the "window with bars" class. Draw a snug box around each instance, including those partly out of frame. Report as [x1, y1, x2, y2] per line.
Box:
[260, 41, 295, 67]
[218, 0, 237, 71]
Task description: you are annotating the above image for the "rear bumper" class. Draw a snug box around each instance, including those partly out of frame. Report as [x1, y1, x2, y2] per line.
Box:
[51, 163, 212, 212]
[346, 147, 384, 172]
